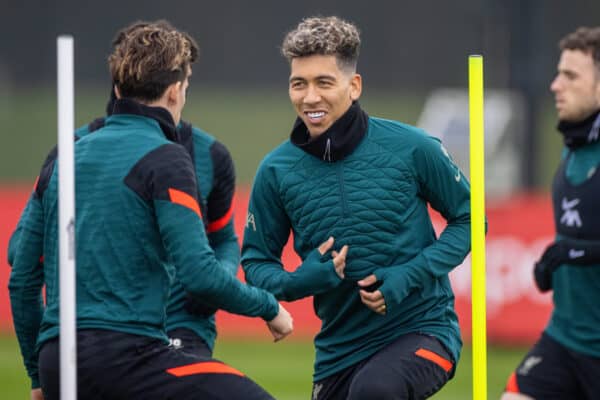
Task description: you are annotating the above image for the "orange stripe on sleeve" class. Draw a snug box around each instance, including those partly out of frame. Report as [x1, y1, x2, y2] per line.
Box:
[415, 348, 453, 373]
[207, 204, 234, 233]
[505, 371, 520, 393]
[166, 361, 244, 377]
[168, 188, 202, 218]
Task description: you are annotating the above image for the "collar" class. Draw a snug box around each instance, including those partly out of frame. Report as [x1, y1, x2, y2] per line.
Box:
[290, 101, 368, 162]
[106, 85, 117, 116]
[557, 109, 600, 149]
[111, 98, 179, 142]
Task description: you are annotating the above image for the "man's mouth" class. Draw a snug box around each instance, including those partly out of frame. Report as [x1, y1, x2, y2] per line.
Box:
[305, 111, 325, 123]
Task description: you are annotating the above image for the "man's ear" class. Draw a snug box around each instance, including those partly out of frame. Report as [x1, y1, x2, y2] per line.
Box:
[350, 73, 362, 101]
[167, 81, 182, 104]
[114, 85, 122, 99]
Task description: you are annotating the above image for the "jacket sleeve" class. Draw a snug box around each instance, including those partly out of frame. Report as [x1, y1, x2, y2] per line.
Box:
[375, 135, 472, 310]
[7, 195, 33, 267]
[241, 161, 341, 301]
[206, 141, 239, 276]
[138, 144, 278, 320]
[8, 190, 46, 389]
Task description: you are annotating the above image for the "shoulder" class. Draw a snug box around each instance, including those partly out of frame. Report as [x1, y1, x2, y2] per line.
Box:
[74, 124, 91, 139]
[368, 116, 437, 147]
[34, 145, 59, 199]
[261, 140, 301, 167]
[139, 142, 192, 166]
[125, 143, 196, 201]
[190, 125, 216, 146]
[251, 140, 300, 188]
[73, 117, 105, 139]
[368, 116, 442, 160]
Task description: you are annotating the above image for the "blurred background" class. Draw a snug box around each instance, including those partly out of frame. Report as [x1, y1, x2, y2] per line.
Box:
[1, 1, 599, 398]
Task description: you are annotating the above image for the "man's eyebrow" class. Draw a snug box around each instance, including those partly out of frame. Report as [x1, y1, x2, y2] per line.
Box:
[289, 74, 336, 82]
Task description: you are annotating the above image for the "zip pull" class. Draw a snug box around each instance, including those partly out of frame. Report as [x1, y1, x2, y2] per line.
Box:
[323, 138, 332, 162]
[589, 113, 600, 142]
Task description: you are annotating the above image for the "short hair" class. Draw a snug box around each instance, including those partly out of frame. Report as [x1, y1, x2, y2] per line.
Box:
[108, 22, 199, 102]
[559, 26, 600, 70]
[281, 16, 361, 72]
[111, 20, 175, 49]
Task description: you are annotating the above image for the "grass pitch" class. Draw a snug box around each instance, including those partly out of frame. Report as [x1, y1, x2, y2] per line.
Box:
[1, 333, 525, 399]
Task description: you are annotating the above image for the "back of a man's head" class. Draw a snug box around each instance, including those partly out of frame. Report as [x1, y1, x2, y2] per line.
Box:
[559, 26, 600, 71]
[108, 22, 198, 103]
[281, 16, 361, 73]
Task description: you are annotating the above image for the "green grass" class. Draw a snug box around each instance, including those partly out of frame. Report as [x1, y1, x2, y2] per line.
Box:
[1, 333, 526, 399]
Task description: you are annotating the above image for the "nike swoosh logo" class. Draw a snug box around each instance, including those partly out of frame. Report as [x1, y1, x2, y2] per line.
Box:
[569, 249, 585, 259]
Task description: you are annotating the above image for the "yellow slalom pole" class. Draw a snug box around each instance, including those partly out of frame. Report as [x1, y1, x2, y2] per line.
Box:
[469, 55, 487, 400]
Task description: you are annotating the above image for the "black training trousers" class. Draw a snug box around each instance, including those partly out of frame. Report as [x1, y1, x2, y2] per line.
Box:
[311, 333, 453, 400]
[38, 329, 274, 400]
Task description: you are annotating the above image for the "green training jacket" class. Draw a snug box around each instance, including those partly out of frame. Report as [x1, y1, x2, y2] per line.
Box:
[8, 99, 277, 388]
[242, 103, 471, 381]
[8, 119, 240, 354]
[546, 128, 600, 358]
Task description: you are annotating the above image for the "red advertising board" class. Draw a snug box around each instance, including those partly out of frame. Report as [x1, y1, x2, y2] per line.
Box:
[0, 187, 553, 344]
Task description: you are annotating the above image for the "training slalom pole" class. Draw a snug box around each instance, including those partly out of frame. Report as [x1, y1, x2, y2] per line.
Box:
[469, 55, 487, 400]
[57, 35, 77, 400]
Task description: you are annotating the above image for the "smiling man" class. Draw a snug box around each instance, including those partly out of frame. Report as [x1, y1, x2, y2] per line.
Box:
[242, 16, 472, 399]
[501, 26, 600, 400]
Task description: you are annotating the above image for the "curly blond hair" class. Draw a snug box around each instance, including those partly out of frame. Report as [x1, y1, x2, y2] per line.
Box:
[281, 16, 360, 72]
[108, 22, 198, 102]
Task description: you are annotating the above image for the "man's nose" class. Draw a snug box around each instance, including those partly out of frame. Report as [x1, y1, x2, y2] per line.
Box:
[550, 76, 561, 93]
[304, 85, 321, 103]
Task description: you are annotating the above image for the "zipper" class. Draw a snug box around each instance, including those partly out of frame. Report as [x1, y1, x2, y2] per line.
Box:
[336, 162, 349, 217]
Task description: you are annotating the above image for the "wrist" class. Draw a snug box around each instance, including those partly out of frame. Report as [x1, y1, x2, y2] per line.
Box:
[262, 294, 279, 322]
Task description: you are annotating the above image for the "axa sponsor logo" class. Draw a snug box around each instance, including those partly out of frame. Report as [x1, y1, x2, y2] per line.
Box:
[560, 197, 582, 228]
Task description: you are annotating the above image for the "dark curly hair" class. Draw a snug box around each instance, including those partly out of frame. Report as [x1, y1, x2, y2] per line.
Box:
[281, 16, 360, 73]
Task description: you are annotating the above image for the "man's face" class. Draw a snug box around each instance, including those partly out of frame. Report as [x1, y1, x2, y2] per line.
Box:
[289, 55, 361, 138]
[550, 49, 600, 122]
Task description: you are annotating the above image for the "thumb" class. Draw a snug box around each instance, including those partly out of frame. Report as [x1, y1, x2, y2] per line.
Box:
[318, 237, 334, 255]
[357, 274, 377, 287]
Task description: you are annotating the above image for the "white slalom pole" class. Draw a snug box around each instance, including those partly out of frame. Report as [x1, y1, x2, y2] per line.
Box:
[57, 35, 77, 400]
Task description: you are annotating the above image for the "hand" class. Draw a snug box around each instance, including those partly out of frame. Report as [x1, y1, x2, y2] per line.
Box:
[357, 275, 387, 315]
[31, 388, 44, 400]
[266, 303, 293, 342]
[538, 242, 568, 271]
[534, 260, 552, 292]
[533, 241, 567, 292]
[318, 237, 348, 279]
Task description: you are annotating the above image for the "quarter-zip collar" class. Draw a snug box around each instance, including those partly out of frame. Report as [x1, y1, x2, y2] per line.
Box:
[112, 98, 179, 142]
[557, 109, 600, 149]
[290, 101, 368, 162]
